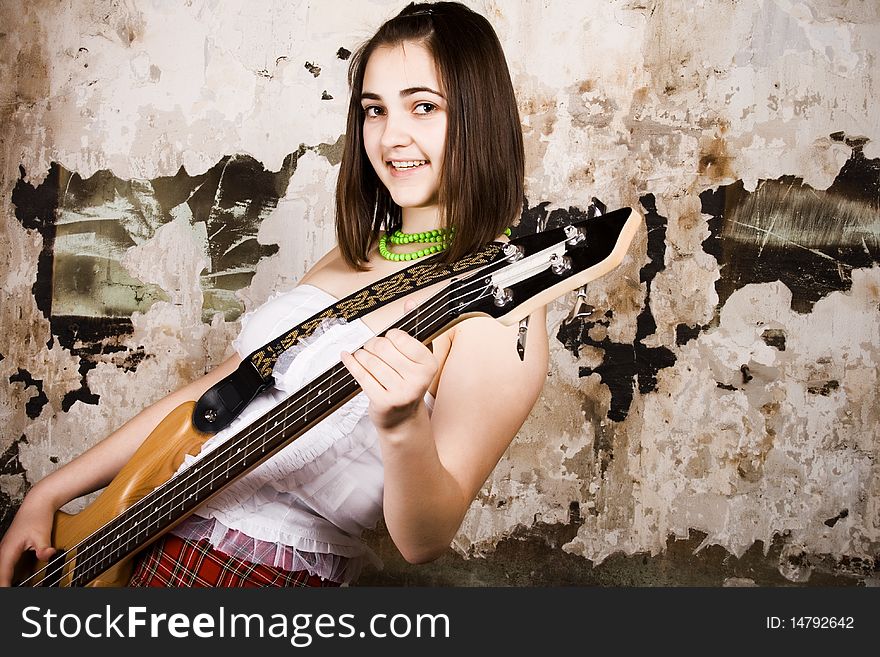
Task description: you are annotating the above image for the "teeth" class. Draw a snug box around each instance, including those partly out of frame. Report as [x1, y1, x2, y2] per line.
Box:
[391, 160, 427, 170]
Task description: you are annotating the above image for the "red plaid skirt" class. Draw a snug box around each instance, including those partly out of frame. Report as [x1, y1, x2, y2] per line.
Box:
[128, 534, 340, 588]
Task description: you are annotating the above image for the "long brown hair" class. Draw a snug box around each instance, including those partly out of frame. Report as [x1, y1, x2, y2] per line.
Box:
[335, 1, 524, 269]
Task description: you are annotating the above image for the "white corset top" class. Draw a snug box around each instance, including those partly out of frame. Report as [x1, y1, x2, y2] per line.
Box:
[169, 284, 432, 583]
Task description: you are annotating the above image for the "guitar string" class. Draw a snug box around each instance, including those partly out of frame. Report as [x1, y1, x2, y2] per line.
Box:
[25, 267, 504, 587]
[35, 278, 495, 587]
[35, 216, 611, 588]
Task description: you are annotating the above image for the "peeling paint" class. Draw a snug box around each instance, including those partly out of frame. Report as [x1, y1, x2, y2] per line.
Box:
[1, 0, 878, 585]
[703, 146, 879, 313]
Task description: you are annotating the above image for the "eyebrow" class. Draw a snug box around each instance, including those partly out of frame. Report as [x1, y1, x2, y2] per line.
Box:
[360, 86, 445, 102]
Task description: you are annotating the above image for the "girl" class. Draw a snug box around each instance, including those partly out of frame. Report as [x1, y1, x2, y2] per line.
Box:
[0, 1, 548, 587]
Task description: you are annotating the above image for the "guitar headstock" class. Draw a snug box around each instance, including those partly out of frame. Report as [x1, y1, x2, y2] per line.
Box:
[447, 206, 642, 325]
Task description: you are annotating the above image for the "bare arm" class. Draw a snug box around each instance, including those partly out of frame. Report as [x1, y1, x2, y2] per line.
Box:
[343, 308, 549, 563]
[0, 354, 241, 585]
[28, 355, 242, 508]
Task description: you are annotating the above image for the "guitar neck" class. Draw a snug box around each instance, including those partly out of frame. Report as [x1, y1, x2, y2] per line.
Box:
[59, 206, 641, 586]
[68, 284, 464, 585]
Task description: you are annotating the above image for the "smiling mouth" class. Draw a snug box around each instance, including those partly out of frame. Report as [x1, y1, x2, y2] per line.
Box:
[389, 160, 428, 171]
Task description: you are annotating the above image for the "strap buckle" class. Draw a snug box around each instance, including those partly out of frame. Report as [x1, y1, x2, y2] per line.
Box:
[192, 360, 272, 433]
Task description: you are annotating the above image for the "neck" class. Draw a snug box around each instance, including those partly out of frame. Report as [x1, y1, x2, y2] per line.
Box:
[400, 205, 443, 234]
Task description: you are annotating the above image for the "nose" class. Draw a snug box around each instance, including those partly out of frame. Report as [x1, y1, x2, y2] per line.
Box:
[379, 110, 412, 150]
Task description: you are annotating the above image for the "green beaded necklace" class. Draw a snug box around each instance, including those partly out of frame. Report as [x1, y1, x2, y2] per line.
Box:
[377, 226, 511, 262]
[378, 227, 453, 262]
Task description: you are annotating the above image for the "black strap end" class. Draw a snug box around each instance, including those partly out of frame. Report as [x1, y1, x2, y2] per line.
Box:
[193, 361, 272, 434]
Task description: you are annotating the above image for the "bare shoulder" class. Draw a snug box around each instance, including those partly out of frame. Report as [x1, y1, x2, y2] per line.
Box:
[299, 245, 343, 285]
[428, 306, 549, 496]
[451, 305, 548, 344]
[445, 306, 549, 390]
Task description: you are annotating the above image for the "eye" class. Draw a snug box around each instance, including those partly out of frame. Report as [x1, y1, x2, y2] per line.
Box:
[414, 102, 437, 114]
[363, 105, 385, 118]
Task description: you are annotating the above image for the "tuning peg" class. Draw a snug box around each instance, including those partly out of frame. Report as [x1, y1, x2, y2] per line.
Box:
[502, 243, 525, 261]
[562, 285, 594, 327]
[550, 253, 572, 275]
[492, 286, 514, 307]
[516, 316, 529, 361]
[563, 224, 586, 246]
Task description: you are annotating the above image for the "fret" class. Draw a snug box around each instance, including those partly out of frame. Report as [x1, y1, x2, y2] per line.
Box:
[19, 208, 640, 587]
[206, 451, 217, 491]
[65, 289, 462, 584]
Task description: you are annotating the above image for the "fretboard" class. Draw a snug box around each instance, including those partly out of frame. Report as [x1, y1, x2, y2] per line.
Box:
[66, 283, 468, 586]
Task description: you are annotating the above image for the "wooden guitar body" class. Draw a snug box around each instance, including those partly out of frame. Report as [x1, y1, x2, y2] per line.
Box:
[20, 402, 210, 587]
[13, 206, 642, 587]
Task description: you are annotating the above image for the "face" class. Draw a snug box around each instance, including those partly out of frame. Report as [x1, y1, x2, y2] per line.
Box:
[360, 41, 447, 213]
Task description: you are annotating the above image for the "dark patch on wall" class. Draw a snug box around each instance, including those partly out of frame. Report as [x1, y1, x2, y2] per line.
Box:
[316, 133, 346, 167]
[517, 196, 677, 423]
[8, 369, 49, 419]
[551, 195, 676, 422]
[807, 380, 839, 396]
[190, 152, 295, 304]
[11, 163, 62, 322]
[304, 61, 321, 77]
[118, 346, 148, 372]
[360, 523, 869, 586]
[676, 322, 707, 345]
[55, 317, 130, 411]
[0, 492, 18, 540]
[53, 316, 133, 356]
[336, 47, 351, 60]
[824, 509, 849, 527]
[61, 359, 101, 412]
[0, 435, 28, 477]
[700, 141, 880, 314]
[10, 150, 310, 413]
[761, 328, 786, 351]
[827, 133, 879, 204]
[0, 436, 29, 537]
[12, 151, 304, 325]
[13, 162, 152, 335]
[702, 192, 724, 264]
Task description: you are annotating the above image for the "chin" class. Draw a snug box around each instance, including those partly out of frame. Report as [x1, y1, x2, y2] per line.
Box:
[389, 191, 437, 209]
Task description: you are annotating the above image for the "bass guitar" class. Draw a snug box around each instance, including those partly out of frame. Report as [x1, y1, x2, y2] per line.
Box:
[13, 205, 642, 586]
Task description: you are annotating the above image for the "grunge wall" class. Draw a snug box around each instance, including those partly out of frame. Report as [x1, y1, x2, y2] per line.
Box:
[1, 0, 877, 586]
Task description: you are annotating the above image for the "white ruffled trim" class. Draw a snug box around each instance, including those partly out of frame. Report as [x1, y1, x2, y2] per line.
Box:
[175, 289, 375, 492]
[171, 515, 378, 584]
[164, 285, 386, 580]
[166, 284, 438, 584]
[194, 321, 374, 509]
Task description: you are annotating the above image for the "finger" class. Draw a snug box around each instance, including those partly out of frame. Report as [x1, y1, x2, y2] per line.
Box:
[34, 545, 57, 562]
[0, 539, 33, 587]
[384, 329, 435, 365]
[363, 336, 411, 374]
[351, 345, 405, 388]
[341, 350, 388, 398]
[0, 554, 12, 587]
[26, 529, 56, 563]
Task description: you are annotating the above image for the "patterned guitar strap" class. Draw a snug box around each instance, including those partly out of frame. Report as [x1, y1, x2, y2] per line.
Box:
[192, 241, 505, 434]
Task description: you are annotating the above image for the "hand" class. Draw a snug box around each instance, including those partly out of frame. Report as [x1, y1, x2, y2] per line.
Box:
[341, 328, 438, 434]
[0, 492, 58, 587]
